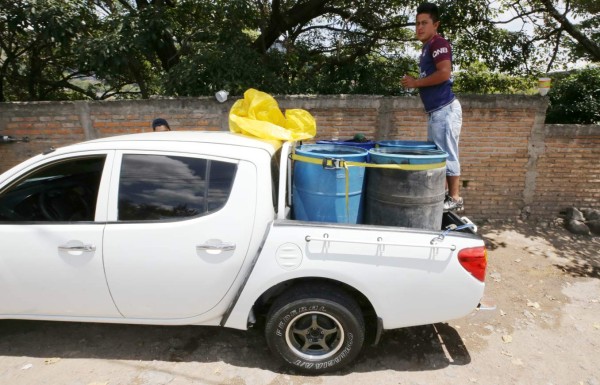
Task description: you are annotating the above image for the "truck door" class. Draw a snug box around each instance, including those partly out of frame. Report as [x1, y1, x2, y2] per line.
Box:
[0, 153, 120, 317]
[102, 152, 256, 319]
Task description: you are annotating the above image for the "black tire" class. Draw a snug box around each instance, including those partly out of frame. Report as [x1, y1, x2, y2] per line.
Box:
[265, 284, 365, 374]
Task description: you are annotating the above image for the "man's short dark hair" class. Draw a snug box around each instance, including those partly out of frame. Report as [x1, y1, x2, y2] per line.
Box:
[152, 117, 170, 131]
[417, 2, 440, 23]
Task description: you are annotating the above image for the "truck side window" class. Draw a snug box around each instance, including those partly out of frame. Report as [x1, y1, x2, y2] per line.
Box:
[0, 156, 105, 222]
[117, 154, 236, 221]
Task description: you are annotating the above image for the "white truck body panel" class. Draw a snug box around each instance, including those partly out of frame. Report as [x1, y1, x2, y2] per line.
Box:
[225, 220, 484, 330]
[226, 137, 483, 330]
[0, 131, 485, 330]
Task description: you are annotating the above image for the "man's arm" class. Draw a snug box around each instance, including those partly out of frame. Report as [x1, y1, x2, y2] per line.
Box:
[401, 60, 451, 88]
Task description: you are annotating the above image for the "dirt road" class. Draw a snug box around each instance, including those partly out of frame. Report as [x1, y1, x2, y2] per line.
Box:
[1, 220, 599, 385]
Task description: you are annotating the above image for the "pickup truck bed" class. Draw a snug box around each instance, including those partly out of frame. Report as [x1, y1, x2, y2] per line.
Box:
[222, 139, 487, 372]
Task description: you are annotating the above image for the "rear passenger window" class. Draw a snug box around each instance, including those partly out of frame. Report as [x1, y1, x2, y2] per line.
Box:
[117, 154, 237, 221]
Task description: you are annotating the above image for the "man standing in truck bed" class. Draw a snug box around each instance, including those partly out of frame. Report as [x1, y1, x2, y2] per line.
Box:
[401, 2, 463, 212]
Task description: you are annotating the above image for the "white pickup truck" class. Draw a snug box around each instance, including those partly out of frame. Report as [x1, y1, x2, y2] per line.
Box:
[0, 131, 487, 373]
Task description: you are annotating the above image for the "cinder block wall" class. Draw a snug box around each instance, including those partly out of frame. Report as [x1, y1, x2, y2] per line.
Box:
[1, 95, 598, 221]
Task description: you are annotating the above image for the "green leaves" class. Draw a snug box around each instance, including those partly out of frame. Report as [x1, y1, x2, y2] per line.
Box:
[546, 66, 600, 124]
[0, 0, 598, 115]
[0, 0, 101, 101]
[453, 62, 537, 94]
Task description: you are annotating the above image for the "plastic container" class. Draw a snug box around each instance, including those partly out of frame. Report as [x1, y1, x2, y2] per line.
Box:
[369, 147, 448, 164]
[377, 140, 437, 150]
[317, 139, 376, 162]
[293, 144, 368, 223]
[316, 139, 377, 151]
[364, 147, 448, 230]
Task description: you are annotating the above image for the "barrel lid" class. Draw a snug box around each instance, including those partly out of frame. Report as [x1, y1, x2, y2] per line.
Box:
[317, 139, 376, 145]
[377, 140, 437, 149]
[369, 147, 448, 164]
[296, 144, 368, 159]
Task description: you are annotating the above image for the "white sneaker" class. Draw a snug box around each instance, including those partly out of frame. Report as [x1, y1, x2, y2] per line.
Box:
[444, 196, 464, 212]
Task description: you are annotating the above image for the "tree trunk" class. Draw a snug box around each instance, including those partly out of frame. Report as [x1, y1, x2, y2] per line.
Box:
[252, 0, 329, 54]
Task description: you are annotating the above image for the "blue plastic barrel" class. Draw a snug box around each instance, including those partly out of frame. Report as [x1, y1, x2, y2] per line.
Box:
[369, 147, 448, 164]
[317, 140, 376, 162]
[293, 144, 368, 223]
[317, 139, 376, 151]
[377, 140, 437, 150]
[365, 147, 448, 230]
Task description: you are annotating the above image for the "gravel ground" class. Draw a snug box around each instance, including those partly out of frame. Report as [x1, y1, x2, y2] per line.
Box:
[1, 220, 599, 385]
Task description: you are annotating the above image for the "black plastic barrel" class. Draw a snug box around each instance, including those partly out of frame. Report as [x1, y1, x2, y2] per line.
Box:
[364, 147, 448, 230]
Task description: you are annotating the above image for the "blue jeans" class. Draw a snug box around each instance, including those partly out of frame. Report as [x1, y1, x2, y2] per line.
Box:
[428, 99, 462, 176]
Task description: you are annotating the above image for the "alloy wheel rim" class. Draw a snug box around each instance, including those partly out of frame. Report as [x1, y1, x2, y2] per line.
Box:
[284, 311, 344, 360]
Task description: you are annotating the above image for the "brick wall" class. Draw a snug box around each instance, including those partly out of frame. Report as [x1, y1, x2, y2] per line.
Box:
[1, 95, 598, 221]
[532, 124, 600, 217]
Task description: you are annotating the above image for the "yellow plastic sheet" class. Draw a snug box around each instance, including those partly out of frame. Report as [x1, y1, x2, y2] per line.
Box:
[229, 88, 316, 141]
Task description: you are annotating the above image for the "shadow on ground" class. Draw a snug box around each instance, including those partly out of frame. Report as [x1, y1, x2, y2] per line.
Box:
[0, 320, 469, 375]
[480, 220, 600, 279]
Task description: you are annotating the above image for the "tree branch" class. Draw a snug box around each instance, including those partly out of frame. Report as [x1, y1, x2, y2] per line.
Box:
[40, 78, 99, 100]
[539, 0, 600, 61]
[252, 0, 329, 53]
[546, 30, 563, 72]
[492, 9, 545, 25]
[115, 0, 135, 12]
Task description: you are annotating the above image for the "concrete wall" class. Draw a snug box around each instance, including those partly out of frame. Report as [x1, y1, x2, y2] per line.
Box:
[1, 95, 598, 221]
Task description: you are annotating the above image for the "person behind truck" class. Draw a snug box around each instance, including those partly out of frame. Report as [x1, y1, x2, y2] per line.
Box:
[152, 118, 171, 132]
[400, 2, 463, 212]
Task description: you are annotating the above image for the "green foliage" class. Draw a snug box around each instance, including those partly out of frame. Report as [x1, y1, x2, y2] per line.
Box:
[567, 0, 600, 62]
[0, 0, 598, 112]
[545, 66, 600, 124]
[0, 0, 100, 101]
[453, 62, 536, 94]
[299, 55, 416, 95]
[165, 42, 274, 96]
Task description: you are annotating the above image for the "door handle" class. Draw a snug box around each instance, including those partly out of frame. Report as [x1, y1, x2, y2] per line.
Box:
[196, 240, 236, 253]
[58, 244, 96, 252]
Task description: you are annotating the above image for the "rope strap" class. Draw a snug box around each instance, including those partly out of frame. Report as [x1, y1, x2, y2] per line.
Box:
[291, 153, 446, 171]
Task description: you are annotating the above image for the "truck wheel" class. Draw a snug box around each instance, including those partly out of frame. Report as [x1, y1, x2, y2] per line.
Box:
[265, 286, 365, 374]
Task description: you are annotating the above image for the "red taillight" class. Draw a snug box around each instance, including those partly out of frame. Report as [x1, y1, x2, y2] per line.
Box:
[458, 246, 487, 282]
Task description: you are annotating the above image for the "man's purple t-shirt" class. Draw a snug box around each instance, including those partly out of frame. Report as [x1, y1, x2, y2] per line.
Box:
[419, 34, 455, 113]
